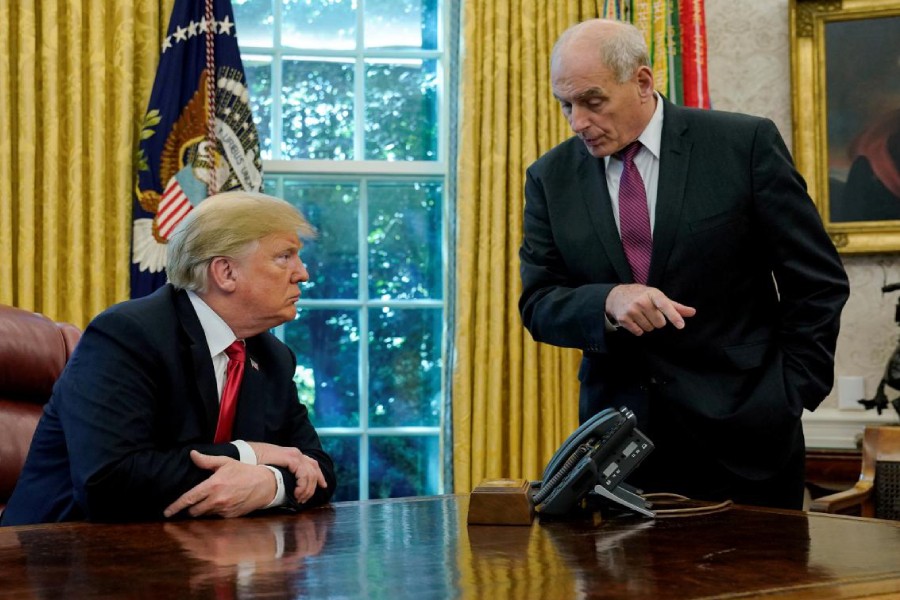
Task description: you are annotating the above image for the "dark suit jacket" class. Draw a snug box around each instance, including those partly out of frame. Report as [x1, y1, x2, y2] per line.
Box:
[1, 285, 335, 525]
[519, 98, 849, 479]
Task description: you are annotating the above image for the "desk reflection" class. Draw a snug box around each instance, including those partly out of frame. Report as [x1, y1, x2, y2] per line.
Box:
[162, 512, 332, 597]
[461, 504, 818, 599]
[539, 510, 813, 598]
[13, 511, 333, 599]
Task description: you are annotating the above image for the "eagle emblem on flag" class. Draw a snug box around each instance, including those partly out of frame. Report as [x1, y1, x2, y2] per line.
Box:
[131, 0, 263, 298]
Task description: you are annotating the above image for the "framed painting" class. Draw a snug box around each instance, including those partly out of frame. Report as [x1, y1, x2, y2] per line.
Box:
[790, 0, 900, 253]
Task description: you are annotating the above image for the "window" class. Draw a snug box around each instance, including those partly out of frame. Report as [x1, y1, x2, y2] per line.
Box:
[234, 0, 450, 501]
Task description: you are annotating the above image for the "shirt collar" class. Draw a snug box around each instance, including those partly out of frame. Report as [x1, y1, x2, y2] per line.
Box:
[186, 290, 238, 358]
[637, 91, 664, 159]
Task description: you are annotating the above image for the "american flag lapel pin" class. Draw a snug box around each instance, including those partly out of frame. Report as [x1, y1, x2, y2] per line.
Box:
[250, 357, 259, 371]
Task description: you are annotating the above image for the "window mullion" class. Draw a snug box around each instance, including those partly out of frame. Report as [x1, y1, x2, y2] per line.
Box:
[271, 2, 284, 160]
[358, 176, 370, 500]
[355, 0, 366, 162]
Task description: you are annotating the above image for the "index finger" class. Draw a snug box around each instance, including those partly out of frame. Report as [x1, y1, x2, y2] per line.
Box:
[293, 462, 328, 504]
[650, 293, 690, 329]
[163, 483, 206, 518]
[312, 461, 327, 489]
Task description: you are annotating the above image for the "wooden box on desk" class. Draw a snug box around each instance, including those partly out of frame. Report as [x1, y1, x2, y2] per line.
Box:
[467, 478, 535, 525]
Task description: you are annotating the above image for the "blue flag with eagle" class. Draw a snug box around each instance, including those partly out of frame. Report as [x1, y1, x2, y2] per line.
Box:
[131, 0, 263, 298]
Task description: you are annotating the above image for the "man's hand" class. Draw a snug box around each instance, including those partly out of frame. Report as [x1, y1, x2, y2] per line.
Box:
[246, 442, 328, 504]
[606, 284, 696, 336]
[163, 450, 277, 519]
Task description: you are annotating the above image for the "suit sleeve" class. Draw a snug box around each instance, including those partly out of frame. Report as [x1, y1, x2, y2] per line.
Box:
[519, 165, 616, 352]
[752, 118, 849, 411]
[58, 311, 241, 522]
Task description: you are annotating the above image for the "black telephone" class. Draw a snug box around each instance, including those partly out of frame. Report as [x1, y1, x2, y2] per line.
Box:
[533, 406, 655, 517]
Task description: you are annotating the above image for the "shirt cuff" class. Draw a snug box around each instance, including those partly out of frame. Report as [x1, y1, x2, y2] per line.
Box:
[231, 439, 257, 464]
[604, 314, 620, 331]
[262, 465, 287, 508]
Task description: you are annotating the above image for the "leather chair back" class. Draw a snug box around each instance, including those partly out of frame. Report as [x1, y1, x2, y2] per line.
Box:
[0, 305, 81, 513]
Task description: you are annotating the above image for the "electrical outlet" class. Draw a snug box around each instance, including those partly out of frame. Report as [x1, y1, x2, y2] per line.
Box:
[837, 376, 865, 411]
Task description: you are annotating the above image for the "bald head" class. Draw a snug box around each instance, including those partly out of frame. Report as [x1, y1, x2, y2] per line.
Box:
[551, 19, 650, 84]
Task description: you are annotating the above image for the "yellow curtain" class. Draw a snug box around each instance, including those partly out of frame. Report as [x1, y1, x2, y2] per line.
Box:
[453, 0, 604, 493]
[0, 0, 173, 328]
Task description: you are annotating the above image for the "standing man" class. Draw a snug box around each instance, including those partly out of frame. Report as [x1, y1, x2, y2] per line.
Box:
[2, 192, 335, 525]
[519, 19, 849, 509]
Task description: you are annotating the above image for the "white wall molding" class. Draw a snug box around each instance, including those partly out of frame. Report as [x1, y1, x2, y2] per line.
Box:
[802, 408, 899, 449]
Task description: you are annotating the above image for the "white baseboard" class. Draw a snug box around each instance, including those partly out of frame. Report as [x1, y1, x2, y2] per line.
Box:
[802, 407, 899, 449]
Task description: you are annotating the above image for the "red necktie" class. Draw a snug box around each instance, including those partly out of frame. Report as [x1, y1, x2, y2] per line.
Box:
[617, 141, 652, 284]
[214, 341, 246, 443]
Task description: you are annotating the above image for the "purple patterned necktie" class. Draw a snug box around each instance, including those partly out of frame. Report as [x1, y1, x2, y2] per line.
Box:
[617, 141, 652, 284]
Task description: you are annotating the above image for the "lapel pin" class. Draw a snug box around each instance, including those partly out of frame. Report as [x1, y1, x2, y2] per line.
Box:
[250, 358, 259, 371]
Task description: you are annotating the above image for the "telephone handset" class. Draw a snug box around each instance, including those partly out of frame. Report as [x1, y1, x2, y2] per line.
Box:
[533, 406, 655, 517]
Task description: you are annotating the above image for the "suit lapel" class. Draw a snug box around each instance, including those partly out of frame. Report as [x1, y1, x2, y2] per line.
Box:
[648, 99, 692, 285]
[577, 149, 634, 283]
[174, 289, 220, 436]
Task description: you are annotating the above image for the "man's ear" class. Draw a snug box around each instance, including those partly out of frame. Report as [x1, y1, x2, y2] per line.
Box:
[636, 65, 655, 99]
[208, 256, 239, 293]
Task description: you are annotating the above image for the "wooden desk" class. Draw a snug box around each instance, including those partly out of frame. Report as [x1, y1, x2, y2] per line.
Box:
[1, 495, 899, 599]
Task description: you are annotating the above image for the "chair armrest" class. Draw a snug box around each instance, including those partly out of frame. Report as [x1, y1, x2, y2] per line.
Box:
[809, 481, 873, 514]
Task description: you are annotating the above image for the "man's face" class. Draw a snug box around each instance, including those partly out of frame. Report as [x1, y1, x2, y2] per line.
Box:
[232, 231, 308, 332]
[551, 46, 654, 158]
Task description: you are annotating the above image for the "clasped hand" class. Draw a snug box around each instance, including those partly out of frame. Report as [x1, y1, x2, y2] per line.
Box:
[163, 450, 278, 519]
[163, 444, 327, 519]
[246, 441, 328, 505]
[606, 284, 696, 336]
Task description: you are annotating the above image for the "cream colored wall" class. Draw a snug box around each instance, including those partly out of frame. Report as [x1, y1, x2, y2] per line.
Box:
[705, 0, 900, 443]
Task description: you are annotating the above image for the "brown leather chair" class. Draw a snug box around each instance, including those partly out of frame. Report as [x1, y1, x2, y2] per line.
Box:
[809, 426, 900, 520]
[0, 304, 81, 517]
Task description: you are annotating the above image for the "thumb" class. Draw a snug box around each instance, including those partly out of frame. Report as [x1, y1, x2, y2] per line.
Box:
[189, 449, 229, 471]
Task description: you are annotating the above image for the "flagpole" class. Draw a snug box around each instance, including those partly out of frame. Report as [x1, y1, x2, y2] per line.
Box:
[205, 0, 218, 195]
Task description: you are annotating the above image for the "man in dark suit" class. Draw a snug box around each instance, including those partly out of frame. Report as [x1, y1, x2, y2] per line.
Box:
[519, 19, 849, 509]
[2, 192, 335, 525]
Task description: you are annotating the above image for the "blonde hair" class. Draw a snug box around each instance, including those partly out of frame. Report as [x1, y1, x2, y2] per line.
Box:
[166, 191, 315, 292]
[552, 19, 650, 83]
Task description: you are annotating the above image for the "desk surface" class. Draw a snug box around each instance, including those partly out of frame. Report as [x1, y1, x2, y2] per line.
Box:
[1, 495, 899, 599]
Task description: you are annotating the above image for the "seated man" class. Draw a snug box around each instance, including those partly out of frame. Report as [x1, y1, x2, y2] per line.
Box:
[1, 191, 335, 525]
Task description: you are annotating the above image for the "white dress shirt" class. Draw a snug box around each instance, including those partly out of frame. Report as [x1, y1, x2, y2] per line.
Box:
[187, 291, 286, 508]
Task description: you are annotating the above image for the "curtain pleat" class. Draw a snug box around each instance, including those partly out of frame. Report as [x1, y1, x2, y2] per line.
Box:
[40, 1, 61, 318]
[0, 0, 172, 327]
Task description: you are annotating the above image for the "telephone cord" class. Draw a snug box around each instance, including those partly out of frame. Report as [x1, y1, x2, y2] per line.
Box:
[641, 492, 734, 517]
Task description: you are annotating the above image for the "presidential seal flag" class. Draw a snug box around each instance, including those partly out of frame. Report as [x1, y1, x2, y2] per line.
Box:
[131, 0, 263, 298]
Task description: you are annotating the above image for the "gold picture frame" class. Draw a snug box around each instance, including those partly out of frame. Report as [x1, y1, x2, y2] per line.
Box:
[790, 0, 900, 253]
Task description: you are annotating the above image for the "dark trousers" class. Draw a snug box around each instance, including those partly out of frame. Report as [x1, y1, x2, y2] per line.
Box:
[626, 396, 806, 511]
